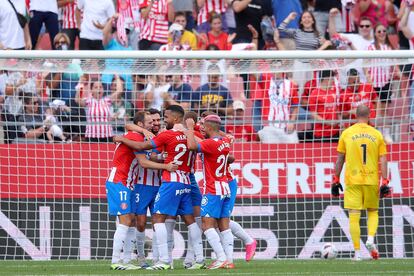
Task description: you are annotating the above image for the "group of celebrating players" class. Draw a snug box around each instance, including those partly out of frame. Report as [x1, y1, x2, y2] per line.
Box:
[105, 105, 257, 270]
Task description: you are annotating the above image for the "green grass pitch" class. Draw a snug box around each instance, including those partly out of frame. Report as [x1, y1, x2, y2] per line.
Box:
[2, 259, 414, 276]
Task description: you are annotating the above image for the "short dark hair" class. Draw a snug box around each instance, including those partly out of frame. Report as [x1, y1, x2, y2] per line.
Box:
[347, 68, 359, 77]
[320, 70, 334, 79]
[166, 105, 185, 118]
[22, 93, 37, 105]
[133, 111, 148, 125]
[184, 111, 198, 123]
[174, 11, 186, 20]
[148, 108, 161, 117]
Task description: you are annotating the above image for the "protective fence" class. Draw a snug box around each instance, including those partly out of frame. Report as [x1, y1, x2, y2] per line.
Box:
[0, 50, 413, 260]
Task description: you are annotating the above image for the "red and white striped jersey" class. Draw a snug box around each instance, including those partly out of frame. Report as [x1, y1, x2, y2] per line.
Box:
[61, 1, 78, 29]
[139, 0, 169, 44]
[263, 77, 299, 129]
[135, 153, 162, 186]
[198, 137, 231, 196]
[150, 129, 192, 184]
[85, 96, 113, 138]
[197, 0, 226, 25]
[367, 43, 393, 88]
[107, 131, 143, 189]
[341, 5, 355, 33]
[117, 0, 140, 28]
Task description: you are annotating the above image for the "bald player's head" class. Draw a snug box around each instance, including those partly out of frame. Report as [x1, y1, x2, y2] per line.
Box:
[356, 105, 370, 120]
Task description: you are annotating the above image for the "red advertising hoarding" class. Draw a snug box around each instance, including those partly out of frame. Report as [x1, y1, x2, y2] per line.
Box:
[1, 143, 412, 198]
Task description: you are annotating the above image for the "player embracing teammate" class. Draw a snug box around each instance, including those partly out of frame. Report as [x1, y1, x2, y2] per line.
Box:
[110, 105, 256, 269]
[114, 105, 205, 270]
[106, 111, 178, 270]
[185, 114, 235, 269]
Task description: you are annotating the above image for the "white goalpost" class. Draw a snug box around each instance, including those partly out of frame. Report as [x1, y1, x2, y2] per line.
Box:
[0, 50, 413, 260]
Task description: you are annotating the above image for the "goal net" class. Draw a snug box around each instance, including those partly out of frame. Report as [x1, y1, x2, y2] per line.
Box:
[0, 51, 413, 260]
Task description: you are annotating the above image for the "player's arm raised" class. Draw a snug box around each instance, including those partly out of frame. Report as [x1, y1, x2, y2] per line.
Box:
[184, 118, 198, 151]
[125, 124, 155, 140]
[136, 154, 178, 172]
[113, 136, 153, 151]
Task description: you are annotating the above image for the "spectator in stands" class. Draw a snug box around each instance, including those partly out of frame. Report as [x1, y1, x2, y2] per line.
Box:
[173, 0, 195, 31]
[53, 32, 71, 50]
[329, 10, 374, 49]
[0, 70, 6, 106]
[29, 0, 59, 49]
[143, 75, 171, 110]
[2, 74, 23, 143]
[197, 0, 227, 33]
[226, 100, 259, 142]
[366, 23, 401, 144]
[400, 0, 414, 49]
[76, 0, 115, 50]
[357, 0, 395, 28]
[272, 0, 303, 50]
[101, 14, 134, 101]
[200, 44, 228, 88]
[47, 99, 73, 140]
[17, 94, 47, 142]
[44, 103, 68, 143]
[0, 0, 32, 50]
[110, 78, 133, 134]
[308, 70, 340, 142]
[58, 0, 79, 50]
[139, 0, 175, 50]
[399, 1, 414, 132]
[75, 76, 123, 142]
[258, 70, 299, 144]
[164, 71, 194, 110]
[278, 11, 332, 50]
[197, 12, 235, 50]
[231, 0, 268, 48]
[160, 23, 190, 51]
[341, 69, 377, 122]
[397, 0, 414, 50]
[194, 64, 233, 118]
[171, 12, 198, 50]
[312, 0, 343, 35]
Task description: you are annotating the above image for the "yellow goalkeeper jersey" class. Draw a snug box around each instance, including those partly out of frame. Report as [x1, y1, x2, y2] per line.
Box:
[337, 123, 387, 185]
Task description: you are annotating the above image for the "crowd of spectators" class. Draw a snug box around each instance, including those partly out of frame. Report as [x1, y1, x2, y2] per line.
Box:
[0, 0, 413, 144]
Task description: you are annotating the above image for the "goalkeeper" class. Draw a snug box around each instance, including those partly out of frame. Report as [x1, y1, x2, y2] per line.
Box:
[332, 105, 390, 261]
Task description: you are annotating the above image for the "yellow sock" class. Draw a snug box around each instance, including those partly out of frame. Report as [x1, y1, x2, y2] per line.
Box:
[349, 212, 361, 250]
[367, 210, 379, 237]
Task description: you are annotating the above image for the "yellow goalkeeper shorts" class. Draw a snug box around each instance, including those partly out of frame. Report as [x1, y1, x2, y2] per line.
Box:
[344, 184, 379, 210]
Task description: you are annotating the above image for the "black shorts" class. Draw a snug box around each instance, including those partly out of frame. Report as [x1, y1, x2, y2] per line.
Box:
[374, 83, 392, 103]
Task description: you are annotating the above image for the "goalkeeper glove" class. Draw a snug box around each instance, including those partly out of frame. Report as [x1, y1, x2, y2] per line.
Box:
[380, 178, 391, 198]
[331, 175, 343, 197]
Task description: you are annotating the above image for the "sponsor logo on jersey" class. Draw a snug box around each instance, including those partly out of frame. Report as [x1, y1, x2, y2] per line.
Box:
[121, 203, 128, 210]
